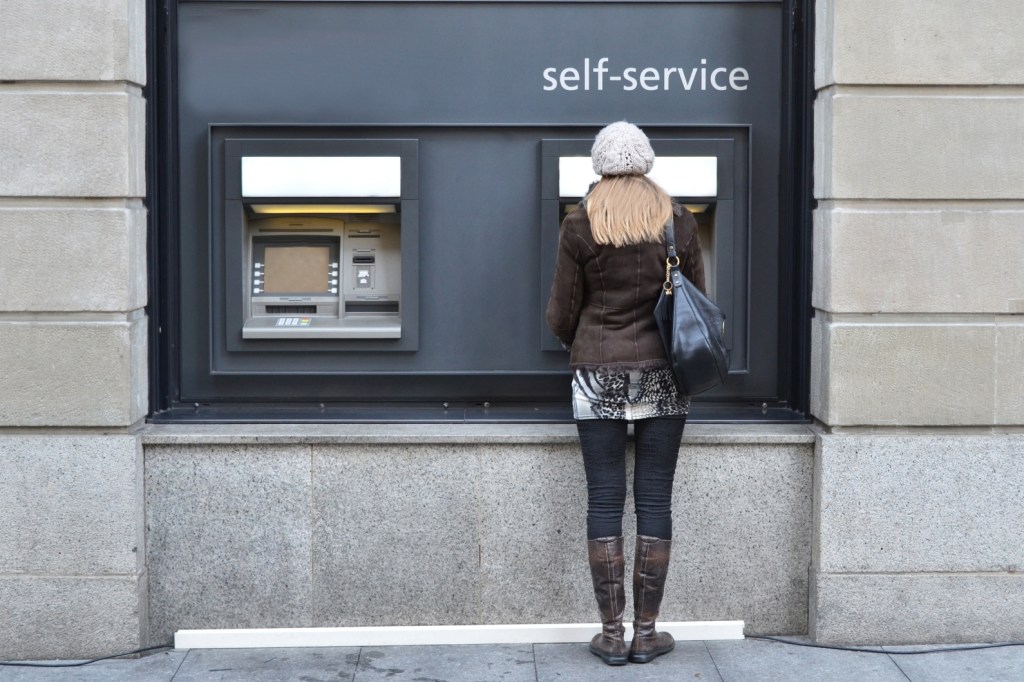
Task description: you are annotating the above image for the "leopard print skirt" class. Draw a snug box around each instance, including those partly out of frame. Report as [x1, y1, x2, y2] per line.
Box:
[571, 366, 690, 420]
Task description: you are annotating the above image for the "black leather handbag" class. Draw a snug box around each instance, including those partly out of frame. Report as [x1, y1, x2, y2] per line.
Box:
[653, 219, 730, 395]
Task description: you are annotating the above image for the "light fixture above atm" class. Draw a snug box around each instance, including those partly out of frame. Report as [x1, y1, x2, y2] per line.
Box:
[241, 156, 401, 198]
[559, 156, 718, 198]
[249, 204, 397, 215]
[562, 202, 709, 214]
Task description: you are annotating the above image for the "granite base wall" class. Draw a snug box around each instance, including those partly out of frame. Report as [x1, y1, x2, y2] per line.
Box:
[811, 433, 1024, 645]
[142, 426, 815, 644]
[0, 435, 148, 660]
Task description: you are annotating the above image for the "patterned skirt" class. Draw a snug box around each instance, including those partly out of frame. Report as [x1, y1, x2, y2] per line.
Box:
[571, 366, 690, 421]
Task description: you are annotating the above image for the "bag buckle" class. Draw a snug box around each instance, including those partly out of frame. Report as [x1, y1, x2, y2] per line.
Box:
[664, 256, 680, 294]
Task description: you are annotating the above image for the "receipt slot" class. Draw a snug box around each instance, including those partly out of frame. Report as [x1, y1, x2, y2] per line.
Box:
[231, 151, 411, 340]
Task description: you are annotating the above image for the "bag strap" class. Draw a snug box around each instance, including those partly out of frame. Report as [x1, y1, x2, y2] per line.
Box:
[662, 216, 680, 295]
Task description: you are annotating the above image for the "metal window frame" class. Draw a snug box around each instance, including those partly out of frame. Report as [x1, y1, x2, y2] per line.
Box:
[146, 0, 815, 423]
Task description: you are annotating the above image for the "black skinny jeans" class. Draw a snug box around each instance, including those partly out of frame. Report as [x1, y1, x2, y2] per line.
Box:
[577, 416, 686, 541]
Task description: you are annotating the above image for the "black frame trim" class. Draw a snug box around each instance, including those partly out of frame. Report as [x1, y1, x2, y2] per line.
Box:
[147, 0, 815, 423]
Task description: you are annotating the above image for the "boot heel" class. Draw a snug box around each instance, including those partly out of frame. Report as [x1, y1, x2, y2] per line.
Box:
[590, 641, 628, 666]
[627, 637, 674, 663]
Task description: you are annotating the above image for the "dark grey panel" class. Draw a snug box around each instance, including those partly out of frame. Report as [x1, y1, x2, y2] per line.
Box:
[178, 3, 781, 126]
[175, 1, 784, 403]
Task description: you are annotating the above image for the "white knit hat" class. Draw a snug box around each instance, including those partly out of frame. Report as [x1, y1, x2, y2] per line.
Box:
[591, 121, 655, 176]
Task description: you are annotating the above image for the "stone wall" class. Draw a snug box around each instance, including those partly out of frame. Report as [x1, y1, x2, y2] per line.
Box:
[3, 0, 1023, 659]
[811, 0, 1024, 643]
[0, 0, 149, 659]
[141, 425, 815, 645]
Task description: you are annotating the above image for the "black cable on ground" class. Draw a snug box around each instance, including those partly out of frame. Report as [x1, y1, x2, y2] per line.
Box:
[749, 636, 1024, 655]
[0, 644, 174, 667]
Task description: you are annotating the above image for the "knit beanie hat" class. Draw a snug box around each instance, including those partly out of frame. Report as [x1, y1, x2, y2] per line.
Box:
[591, 121, 655, 176]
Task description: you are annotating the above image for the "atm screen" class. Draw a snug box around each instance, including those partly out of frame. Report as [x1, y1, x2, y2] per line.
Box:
[251, 234, 339, 297]
[263, 245, 330, 293]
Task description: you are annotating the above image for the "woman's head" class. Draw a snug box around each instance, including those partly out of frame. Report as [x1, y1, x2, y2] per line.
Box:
[591, 121, 655, 176]
[587, 122, 671, 246]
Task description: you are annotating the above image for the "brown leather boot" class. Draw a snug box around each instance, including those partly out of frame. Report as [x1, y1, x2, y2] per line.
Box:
[629, 535, 675, 663]
[586, 536, 629, 665]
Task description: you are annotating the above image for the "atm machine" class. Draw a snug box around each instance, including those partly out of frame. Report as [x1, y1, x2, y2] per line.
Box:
[542, 147, 725, 355]
[234, 155, 404, 339]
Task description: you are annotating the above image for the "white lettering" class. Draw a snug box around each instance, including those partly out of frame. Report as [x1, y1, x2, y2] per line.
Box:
[663, 67, 675, 90]
[710, 67, 729, 91]
[594, 57, 609, 91]
[560, 67, 580, 91]
[542, 59, 751, 93]
[622, 67, 638, 91]
[640, 67, 659, 91]
[677, 67, 698, 90]
[543, 67, 558, 91]
[730, 67, 749, 91]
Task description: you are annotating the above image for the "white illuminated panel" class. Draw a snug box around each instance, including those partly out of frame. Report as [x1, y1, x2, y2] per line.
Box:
[241, 157, 401, 198]
[558, 156, 717, 198]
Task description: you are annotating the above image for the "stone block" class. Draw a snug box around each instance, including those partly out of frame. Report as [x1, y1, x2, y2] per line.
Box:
[310, 445, 482, 626]
[667, 444, 813, 634]
[815, 92, 1024, 200]
[996, 323, 1024, 424]
[0, 316, 147, 426]
[816, 434, 1024, 574]
[883, 642, 1024, 681]
[476, 444, 593, 624]
[817, 0, 1024, 87]
[0, 435, 143, 576]
[0, 0, 145, 84]
[475, 441, 812, 634]
[144, 445, 313, 645]
[0, 207, 146, 312]
[355, 645, 535, 682]
[2, 651, 186, 681]
[810, 318, 997, 426]
[814, 206, 1024, 314]
[0, 574, 146, 660]
[0, 91, 145, 198]
[706, 638, 907, 681]
[536, 641, 722, 681]
[172, 648, 360, 682]
[811, 573, 1024, 645]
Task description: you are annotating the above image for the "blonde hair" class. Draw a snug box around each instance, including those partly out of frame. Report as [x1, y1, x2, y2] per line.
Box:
[586, 175, 672, 247]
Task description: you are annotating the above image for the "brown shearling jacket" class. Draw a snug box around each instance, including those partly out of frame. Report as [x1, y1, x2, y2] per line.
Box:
[545, 205, 706, 370]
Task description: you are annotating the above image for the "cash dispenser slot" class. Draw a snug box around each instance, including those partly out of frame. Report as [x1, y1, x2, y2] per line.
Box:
[239, 155, 403, 340]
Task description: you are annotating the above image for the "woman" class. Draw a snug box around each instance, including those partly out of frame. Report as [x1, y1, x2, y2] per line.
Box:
[546, 122, 706, 666]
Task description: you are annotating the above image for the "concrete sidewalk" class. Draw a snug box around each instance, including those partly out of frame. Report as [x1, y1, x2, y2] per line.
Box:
[2, 639, 1024, 681]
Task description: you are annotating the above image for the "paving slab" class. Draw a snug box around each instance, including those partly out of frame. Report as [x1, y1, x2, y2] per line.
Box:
[534, 641, 722, 681]
[353, 644, 535, 681]
[171, 647, 359, 682]
[4, 641, 1021, 681]
[0, 650, 185, 682]
[884, 644, 1024, 682]
[704, 638, 907, 682]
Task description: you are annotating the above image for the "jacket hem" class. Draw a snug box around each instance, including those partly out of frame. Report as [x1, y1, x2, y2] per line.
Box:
[568, 358, 670, 372]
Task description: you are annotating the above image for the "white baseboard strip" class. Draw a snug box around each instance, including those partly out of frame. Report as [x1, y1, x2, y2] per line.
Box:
[174, 621, 745, 649]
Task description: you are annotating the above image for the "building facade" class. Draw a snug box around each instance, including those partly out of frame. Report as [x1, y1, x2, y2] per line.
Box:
[1, 0, 1022, 659]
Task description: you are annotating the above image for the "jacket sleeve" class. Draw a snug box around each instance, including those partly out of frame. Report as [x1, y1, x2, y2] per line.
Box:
[545, 220, 585, 346]
[676, 210, 707, 296]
